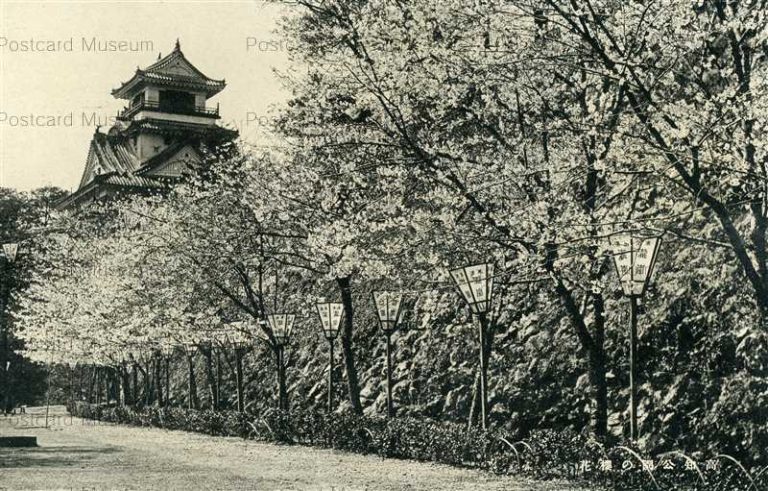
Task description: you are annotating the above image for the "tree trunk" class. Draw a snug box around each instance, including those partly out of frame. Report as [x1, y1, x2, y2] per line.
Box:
[589, 294, 609, 440]
[165, 357, 171, 407]
[95, 368, 102, 406]
[154, 355, 164, 407]
[0, 261, 11, 415]
[336, 276, 363, 414]
[131, 363, 140, 407]
[108, 367, 116, 404]
[215, 350, 222, 410]
[201, 347, 218, 410]
[135, 363, 148, 407]
[87, 366, 97, 403]
[546, 242, 609, 440]
[78, 366, 84, 403]
[120, 364, 131, 406]
[144, 361, 153, 406]
[187, 354, 199, 410]
[467, 372, 480, 428]
[69, 365, 75, 407]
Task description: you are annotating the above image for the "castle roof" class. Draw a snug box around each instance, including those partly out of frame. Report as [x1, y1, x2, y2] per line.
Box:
[56, 40, 237, 211]
[112, 40, 226, 99]
[85, 132, 140, 180]
[121, 118, 238, 141]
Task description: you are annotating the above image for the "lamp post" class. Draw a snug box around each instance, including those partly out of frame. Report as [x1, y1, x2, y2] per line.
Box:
[229, 336, 249, 413]
[372, 291, 404, 418]
[316, 302, 343, 413]
[267, 313, 295, 411]
[223, 322, 252, 413]
[44, 346, 53, 429]
[450, 262, 495, 430]
[611, 234, 661, 441]
[1, 243, 19, 415]
[183, 342, 198, 410]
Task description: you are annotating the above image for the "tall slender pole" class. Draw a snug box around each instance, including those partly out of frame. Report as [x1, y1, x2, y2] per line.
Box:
[44, 361, 52, 429]
[215, 349, 222, 410]
[281, 346, 288, 411]
[69, 364, 75, 408]
[235, 347, 244, 413]
[1, 260, 11, 415]
[276, 346, 287, 411]
[164, 357, 170, 407]
[629, 295, 639, 441]
[385, 333, 394, 418]
[96, 368, 103, 406]
[145, 361, 152, 406]
[275, 347, 281, 410]
[327, 339, 334, 413]
[187, 355, 194, 410]
[477, 312, 488, 430]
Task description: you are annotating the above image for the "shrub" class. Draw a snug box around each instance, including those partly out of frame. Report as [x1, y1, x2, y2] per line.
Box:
[68, 403, 763, 490]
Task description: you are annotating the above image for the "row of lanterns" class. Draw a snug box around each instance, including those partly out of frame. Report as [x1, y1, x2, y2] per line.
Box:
[263, 264, 496, 425]
[264, 295, 403, 416]
[259, 234, 660, 436]
[2, 234, 660, 437]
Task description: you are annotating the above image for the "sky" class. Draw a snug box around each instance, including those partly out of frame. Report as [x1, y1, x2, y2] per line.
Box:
[0, 0, 295, 192]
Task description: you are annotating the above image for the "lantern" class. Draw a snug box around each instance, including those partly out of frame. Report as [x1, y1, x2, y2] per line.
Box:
[268, 313, 296, 347]
[2, 243, 19, 263]
[372, 291, 404, 335]
[609, 233, 662, 441]
[610, 235, 662, 297]
[449, 263, 494, 314]
[316, 302, 343, 340]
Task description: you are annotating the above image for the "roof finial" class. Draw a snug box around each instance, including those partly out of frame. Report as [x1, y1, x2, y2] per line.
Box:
[174, 38, 181, 51]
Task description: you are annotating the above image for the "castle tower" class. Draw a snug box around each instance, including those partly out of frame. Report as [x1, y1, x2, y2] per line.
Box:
[57, 40, 237, 210]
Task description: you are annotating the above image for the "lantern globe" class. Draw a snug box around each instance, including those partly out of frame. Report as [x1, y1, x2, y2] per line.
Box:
[316, 302, 343, 340]
[610, 235, 662, 297]
[2, 243, 19, 262]
[449, 263, 495, 314]
[183, 342, 198, 355]
[372, 291, 404, 335]
[268, 313, 296, 346]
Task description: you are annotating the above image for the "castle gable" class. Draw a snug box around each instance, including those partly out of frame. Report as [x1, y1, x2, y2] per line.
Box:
[140, 144, 201, 178]
[112, 40, 225, 99]
[144, 48, 208, 79]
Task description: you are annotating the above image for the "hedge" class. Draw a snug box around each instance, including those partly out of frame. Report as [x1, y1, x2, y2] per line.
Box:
[68, 402, 767, 490]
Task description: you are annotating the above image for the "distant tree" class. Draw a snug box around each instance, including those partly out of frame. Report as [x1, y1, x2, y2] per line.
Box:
[0, 186, 68, 411]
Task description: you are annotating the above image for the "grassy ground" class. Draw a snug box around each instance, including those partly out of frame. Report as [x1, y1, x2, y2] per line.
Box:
[0, 406, 592, 490]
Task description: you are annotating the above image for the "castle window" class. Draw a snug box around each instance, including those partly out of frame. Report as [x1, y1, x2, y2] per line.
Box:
[159, 90, 195, 114]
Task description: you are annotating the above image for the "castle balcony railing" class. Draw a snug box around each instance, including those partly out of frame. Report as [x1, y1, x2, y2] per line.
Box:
[117, 100, 220, 121]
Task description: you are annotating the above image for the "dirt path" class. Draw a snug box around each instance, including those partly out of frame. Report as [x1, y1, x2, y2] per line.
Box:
[0, 406, 590, 490]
